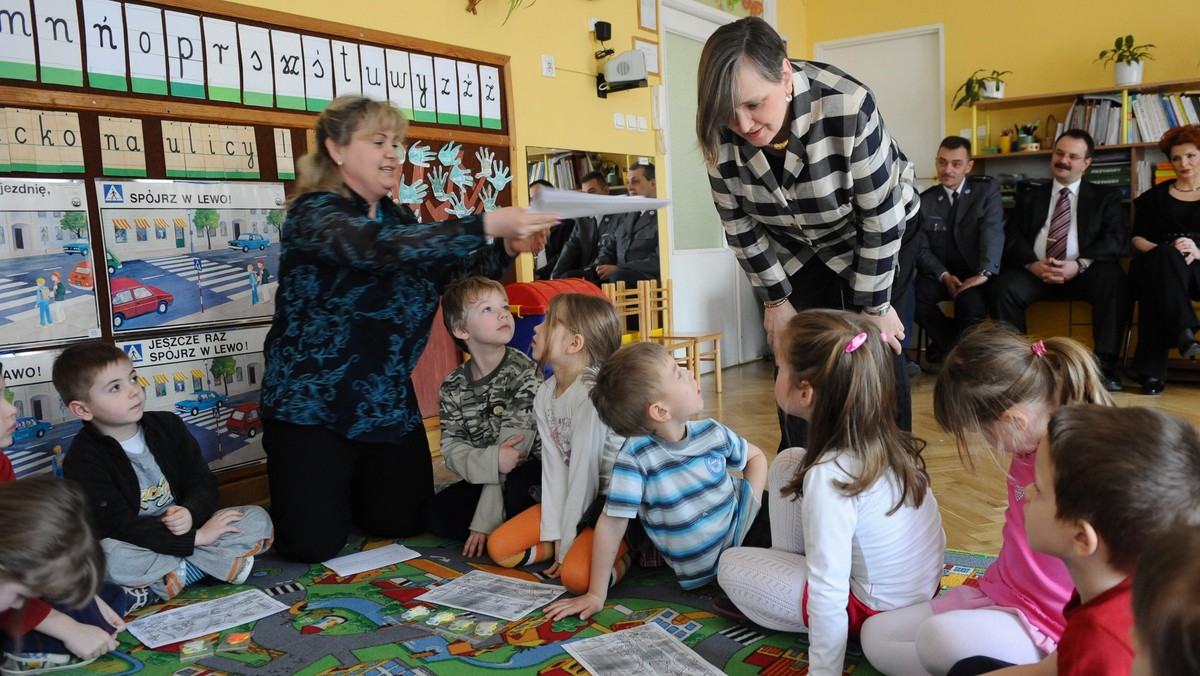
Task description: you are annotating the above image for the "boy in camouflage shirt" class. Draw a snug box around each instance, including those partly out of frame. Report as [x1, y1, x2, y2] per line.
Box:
[420, 277, 542, 557]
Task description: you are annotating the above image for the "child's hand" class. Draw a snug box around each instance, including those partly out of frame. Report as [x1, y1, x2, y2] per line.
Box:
[544, 591, 604, 621]
[195, 509, 244, 546]
[498, 435, 524, 474]
[543, 560, 562, 579]
[161, 505, 193, 535]
[63, 624, 118, 660]
[463, 531, 488, 558]
[95, 595, 125, 632]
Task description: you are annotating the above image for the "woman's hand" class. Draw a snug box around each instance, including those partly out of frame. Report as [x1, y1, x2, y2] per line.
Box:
[1173, 237, 1198, 265]
[483, 207, 559, 241]
[861, 306, 904, 354]
[763, 301, 798, 354]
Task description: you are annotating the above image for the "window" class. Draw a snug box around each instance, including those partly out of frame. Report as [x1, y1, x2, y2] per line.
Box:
[136, 226, 147, 242]
[155, 382, 166, 397]
[114, 228, 127, 243]
[112, 290, 133, 304]
[235, 366, 243, 382]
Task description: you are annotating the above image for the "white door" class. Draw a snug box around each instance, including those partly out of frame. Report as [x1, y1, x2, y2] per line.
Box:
[662, 1, 774, 366]
[815, 26, 945, 186]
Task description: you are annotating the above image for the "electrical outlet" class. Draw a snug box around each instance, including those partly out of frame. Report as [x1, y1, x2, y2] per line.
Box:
[541, 55, 556, 78]
[588, 17, 599, 31]
[614, 112, 625, 129]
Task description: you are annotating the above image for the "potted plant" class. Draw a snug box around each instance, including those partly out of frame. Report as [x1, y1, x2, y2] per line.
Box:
[952, 69, 1012, 110]
[1096, 35, 1155, 86]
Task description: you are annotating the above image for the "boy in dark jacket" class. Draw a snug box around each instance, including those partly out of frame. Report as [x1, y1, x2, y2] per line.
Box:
[54, 342, 273, 613]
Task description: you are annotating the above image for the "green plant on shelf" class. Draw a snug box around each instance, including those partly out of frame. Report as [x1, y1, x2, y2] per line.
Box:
[952, 69, 1012, 110]
[1096, 35, 1155, 67]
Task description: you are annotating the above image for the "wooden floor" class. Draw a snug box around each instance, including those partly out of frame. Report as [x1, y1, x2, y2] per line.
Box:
[699, 359, 1200, 554]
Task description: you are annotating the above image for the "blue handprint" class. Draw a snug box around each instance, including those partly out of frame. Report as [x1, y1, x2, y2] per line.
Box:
[408, 141, 433, 167]
[487, 160, 512, 191]
[429, 166, 451, 201]
[449, 163, 475, 189]
[481, 186, 499, 212]
[398, 176, 428, 204]
[475, 148, 495, 178]
[446, 193, 474, 218]
[437, 141, 463, 167]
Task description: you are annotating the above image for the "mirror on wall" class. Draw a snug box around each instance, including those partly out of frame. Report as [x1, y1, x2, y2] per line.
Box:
[525, 147, 653, 196]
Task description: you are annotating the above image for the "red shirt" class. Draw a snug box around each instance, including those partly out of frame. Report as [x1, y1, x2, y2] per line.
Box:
[0, 452, 14, 483]
[1057, 577, 1134, 675]
[0, 600, 52, 638]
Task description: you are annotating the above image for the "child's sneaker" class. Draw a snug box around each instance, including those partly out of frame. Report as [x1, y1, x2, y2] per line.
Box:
[231, 555, 255, 585]
[1, 652, 97, 675]
[121, 585, 154, 614]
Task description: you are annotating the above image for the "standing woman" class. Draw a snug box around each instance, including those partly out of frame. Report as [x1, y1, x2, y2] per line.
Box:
[1129, 124, 1200, 395]
[262, 96, 557, 563]
[697, 17, 920, 441]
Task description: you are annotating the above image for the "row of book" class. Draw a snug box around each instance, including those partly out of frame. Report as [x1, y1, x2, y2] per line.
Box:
[1065, 95, 1124, 146]
[1128, 91, 1200, 145]
[526, 153, 596, 190]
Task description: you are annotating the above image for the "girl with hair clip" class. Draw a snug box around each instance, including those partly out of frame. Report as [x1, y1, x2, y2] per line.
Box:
[861, 323, 1113, 675]
[487, 293, 630, 594]
[717, 309, 945, 676]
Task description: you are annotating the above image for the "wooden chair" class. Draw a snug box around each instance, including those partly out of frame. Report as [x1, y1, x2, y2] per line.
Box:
[638, 279, 724, 393]
[600, 281, 643, 345]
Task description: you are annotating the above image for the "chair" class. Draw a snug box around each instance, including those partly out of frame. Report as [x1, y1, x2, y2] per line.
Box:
[638, 279, 724, 393]
[600, 281, 643, 345]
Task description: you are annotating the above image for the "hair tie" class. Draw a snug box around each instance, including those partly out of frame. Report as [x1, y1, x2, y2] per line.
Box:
[879, 332, 890, 345]
[844, 332, 868, 353]
[1030, 340, 1047, 358]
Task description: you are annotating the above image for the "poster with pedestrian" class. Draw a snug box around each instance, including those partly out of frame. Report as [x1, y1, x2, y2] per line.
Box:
[116, 325, 270, 470]
[95, 180, 285, 334]
[0, 178, 102, 350]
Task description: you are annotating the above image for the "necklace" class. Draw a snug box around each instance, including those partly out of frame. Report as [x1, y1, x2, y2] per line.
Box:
[770, 139, 789, 150]
[1173, 182, 1200, 193]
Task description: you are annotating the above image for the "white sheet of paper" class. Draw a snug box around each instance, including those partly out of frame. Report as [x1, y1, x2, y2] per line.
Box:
[415, 570, 565, 622]
[564, 622, 725, 676]
[323, 543, 420, 577]
[127, 589, 287, 649]
[530, 187, 670, 219]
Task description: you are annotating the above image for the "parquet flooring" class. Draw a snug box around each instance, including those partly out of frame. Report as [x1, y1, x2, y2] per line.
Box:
[700, 360, 1200, 554]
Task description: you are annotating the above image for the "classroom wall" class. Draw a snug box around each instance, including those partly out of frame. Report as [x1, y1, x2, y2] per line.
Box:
[236, 0, 660, 191]
[803, 0, 1199, 142]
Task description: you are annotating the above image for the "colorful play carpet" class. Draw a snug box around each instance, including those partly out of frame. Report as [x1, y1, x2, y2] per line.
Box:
[61, 540, 996, 675]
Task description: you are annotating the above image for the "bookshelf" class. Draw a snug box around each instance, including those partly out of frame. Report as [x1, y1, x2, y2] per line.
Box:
[525, 147, 641, 193]
[970, 78, 1200, 201]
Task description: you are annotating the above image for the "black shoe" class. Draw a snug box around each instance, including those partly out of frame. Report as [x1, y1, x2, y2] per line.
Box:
[712, 597, 749, 622]
[1101, 370, 1125, 392]
[905, 357, 922, 378]
[1140, 376, 1166, 395]
[1180, 341, 1200, 360]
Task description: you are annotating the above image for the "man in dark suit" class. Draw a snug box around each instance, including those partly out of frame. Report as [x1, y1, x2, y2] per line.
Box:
[550, 170, 620, 280]
[914, 136, 1005, 362]
[991, 129, 1131, 391]
[594, 163, 660, 284]
[530, 179, 577, 280]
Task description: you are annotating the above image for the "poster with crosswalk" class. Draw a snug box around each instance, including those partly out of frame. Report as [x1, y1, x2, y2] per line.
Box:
[2, 324, 267, 476]
[95, 180, 286, 334]
[0, 178, 104, 351]
[117, 325, 270, 470]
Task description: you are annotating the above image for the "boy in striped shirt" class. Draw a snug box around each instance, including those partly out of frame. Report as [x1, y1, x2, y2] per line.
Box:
[544, 342, 767, 621]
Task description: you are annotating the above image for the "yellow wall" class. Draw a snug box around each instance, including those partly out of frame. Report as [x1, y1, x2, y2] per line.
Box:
[237, 0, 660, 192]
[803, 0, 1199, 141]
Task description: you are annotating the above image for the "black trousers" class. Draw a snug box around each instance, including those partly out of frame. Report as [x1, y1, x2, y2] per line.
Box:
[264, 419, 433, 563]
[990, 261, 1131, 362]
[1130, 245, 1200, 379]
[913, 273, 989, 354]
[778, 215, 919, 451]
[420, 457, 542, 540]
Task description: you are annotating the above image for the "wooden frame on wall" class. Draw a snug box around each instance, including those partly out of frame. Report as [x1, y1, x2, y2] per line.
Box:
[633, 36, 661, 76]
[638, 0, 659, 32]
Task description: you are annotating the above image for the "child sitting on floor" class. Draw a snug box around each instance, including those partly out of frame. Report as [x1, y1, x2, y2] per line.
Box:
[1131, 526, 1200, 676]
[718, 310, 944, 676]
[0, 476, 124, 672]
[948, 404, 1200, 675]
[420, 276, 542, 558]
[544, 341, 767, 621]
[54, 342, 274, 613]
[487, 294, 628, 593]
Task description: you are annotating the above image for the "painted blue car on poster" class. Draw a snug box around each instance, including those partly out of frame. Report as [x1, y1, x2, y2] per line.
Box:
[13, 417, 52, 441]
[227, 233, 270, 251]
[174, 390, 227, 416]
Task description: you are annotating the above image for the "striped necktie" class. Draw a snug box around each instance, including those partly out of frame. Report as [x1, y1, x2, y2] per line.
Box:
[1046, 187, 1070, 261]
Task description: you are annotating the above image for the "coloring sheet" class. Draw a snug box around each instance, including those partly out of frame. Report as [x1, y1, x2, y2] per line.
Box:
[126, 589, 288, 648]
[323, 542, 420, 577]
[563, 622, 725, 676]
[415, 570, 565, 622]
